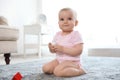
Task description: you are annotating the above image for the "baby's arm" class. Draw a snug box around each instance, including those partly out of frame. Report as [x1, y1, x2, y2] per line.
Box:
[54, 43, 83, 56]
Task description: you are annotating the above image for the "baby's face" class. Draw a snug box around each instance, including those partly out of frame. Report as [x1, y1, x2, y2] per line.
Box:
[58, 10, 77, 32]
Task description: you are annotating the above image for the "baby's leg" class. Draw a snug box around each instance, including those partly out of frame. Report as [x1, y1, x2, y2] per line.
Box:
[54, 61, 86, 77]
[42, 59, 59, 74]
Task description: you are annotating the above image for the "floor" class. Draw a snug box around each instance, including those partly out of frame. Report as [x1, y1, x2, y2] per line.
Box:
[0, 46, 54, 65]
[0, 53, 55, 65]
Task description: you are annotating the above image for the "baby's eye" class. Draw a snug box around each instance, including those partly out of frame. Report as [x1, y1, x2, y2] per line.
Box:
[68, 18, 72, 20]
[60, 18, 64, 21]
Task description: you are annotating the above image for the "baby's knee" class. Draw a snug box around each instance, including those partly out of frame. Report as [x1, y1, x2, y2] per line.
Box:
[42, 64, 53, 74]
[42, 64, 49, 72]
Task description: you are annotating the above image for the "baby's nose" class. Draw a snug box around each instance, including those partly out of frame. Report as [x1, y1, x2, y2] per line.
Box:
[64, 20, 68, 23]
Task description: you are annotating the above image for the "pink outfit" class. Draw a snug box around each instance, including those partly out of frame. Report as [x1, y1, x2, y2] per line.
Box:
[52, 31, 83, 64]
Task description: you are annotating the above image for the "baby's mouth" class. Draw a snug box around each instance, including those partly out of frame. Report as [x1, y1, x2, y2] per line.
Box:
[63, 25, 69, 27]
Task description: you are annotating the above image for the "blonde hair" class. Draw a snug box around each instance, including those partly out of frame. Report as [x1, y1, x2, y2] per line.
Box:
[0, 16, 8, 25]
[59, 8, 77, 20]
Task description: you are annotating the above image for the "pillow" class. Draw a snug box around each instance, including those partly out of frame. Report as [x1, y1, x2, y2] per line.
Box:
[0, 16, 8, 25]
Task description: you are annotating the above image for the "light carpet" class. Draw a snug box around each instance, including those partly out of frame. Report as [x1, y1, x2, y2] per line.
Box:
[0, 56, 120, 80]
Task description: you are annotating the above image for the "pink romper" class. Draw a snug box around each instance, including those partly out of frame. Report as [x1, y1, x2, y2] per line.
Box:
[52, 31, 83, 64]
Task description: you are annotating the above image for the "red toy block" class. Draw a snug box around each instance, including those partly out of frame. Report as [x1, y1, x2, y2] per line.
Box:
[12, 72, 23, 80]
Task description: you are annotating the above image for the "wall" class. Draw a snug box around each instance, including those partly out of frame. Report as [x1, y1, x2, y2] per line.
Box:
[0, 0, 41, 54]
[42, 0, 120, 48]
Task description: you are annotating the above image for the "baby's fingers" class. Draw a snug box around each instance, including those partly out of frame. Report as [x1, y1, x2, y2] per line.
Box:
[49, 43, 52, 46]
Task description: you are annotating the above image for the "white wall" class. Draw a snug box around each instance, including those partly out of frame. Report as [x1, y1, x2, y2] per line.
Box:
[0, 0, 38, 26]
[42, 0, 120, 48]
[0, 0, 41, 54]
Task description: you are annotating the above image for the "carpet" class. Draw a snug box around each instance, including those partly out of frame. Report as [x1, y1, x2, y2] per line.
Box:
[0, 56, 120, 80]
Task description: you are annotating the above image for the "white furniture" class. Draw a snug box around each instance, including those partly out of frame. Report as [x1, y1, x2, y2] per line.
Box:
[23, 24, 41, 57]
[24, 14, 49, 57]
[0, 25, 19, 64]
[88, 45, 120, 57]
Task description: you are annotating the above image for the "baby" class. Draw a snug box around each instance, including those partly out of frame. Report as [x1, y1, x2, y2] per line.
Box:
[42, 8, 86, 77]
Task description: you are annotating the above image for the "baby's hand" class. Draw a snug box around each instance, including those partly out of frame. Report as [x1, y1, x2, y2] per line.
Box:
[48, 43, 56, 53]
[54, 44, 64, 52]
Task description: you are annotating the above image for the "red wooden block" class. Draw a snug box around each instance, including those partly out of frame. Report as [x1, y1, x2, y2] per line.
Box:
[12, 72, 22, 80]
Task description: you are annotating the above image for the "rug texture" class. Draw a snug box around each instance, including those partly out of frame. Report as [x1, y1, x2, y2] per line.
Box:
[0, 56, 120, 80]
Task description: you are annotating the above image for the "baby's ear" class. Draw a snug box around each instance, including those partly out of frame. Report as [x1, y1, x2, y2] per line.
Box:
[75, 20, 78, 26]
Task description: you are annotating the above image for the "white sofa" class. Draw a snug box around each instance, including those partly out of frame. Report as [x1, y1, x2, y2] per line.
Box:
[0, 25, 19, 64]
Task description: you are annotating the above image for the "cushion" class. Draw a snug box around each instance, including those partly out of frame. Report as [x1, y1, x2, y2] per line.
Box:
[0, 41, 17, 53]
[0, 25, 19, 41]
